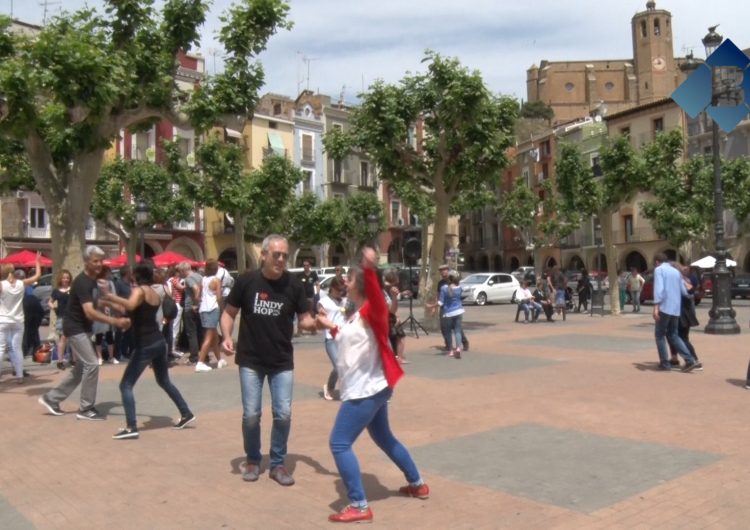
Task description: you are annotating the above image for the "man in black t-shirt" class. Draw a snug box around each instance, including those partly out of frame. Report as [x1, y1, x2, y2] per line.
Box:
[38, 246, 131, 420]
[296, 260, 319, 335]
[221, 235, 316, 487]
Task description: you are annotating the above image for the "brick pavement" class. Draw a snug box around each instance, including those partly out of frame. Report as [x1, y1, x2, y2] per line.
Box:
[1, 299, 750, 529]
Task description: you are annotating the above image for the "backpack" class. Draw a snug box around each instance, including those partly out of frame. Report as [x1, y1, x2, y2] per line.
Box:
[161, 291, 179, 321]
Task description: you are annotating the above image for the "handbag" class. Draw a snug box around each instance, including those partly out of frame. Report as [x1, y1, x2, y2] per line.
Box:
[161, 292, 179, 321]
[34, 343, 53, 364]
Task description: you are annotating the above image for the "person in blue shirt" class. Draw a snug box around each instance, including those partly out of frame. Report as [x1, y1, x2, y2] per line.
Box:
[438, 272, 466, 359]
[652, 253, 701, 372]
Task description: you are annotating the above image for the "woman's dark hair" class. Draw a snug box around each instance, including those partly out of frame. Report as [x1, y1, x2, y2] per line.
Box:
[134, 262, 154, 286]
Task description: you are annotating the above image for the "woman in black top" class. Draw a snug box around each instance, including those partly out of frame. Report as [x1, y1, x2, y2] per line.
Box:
[49, 269, 72, 369]
[103, 262, 195, 440]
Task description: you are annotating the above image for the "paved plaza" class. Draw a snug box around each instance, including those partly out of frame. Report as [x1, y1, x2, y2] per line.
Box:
[2, 299, 750, 529]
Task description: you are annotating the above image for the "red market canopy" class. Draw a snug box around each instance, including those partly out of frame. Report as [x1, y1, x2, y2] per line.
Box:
[103, 254, 141, 267]
[151, 251, 201, 268]
[0, 249, 53, 267]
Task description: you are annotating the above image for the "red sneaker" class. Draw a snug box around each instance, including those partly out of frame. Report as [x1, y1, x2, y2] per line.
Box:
[399, 483, 430, 499]
[328, 505, 373, 523]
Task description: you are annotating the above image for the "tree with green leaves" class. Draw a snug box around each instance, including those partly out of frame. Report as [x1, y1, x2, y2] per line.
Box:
[640, 147, 750, 257]
[314, 193, 385, 265]
[555, 132, 650, 316]
[177, 137, 303, 271]
[327, 51, 517, 321]
[520, 100, 554, 122]
[497, 176, 573, 273]
[91, 141, 195, 268]
[0, 1, 291, 273]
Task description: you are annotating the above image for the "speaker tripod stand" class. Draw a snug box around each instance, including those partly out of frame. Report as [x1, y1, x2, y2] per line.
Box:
[398, 257, 428, 338]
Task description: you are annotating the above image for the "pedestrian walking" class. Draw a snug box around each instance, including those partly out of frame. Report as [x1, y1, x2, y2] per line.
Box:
[437, 264, 468, 351]
[668, 264, 701, 368]
[195, 259, 225, 372]
[220, 234, 317, 487]
[177, 262, 202, 364]
[318, 276, 347, 400]
[167, 266, 185, 357]
[38, 246, 131, 419]
[576, 270, 592, 313]
[0, 254, 42, 383]
[628, 267, 645, 312]
[101, 262, 195, 439]
[315, 247, 428, 524]
[652, 253, 701, 372]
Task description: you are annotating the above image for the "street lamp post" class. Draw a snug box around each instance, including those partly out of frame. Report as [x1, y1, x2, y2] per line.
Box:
[135, 200, 149, 260]
[701, 26, 740, 335]
[367, 213, 379, 249]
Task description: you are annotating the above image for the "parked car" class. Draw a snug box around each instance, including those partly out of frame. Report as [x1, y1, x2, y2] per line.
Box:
[318, 266, 349, 276]
[511, 266, 535, 281]
[640, 270, 703, 305]
[459, 273, 519, 306]
[731, 274, 750, 299]
[317, 274, 336, 298]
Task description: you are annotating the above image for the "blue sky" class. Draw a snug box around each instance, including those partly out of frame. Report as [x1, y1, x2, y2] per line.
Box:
[4, 0, 749, 104]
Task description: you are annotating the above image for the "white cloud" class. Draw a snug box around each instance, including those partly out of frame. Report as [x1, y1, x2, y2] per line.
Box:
[6, 0, 749, 103]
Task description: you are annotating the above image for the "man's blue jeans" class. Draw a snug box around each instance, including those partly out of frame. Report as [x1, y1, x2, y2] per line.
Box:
[239, 366, 293, 468]
[330, 387, 421, 507]
[655, 312, 695, 368]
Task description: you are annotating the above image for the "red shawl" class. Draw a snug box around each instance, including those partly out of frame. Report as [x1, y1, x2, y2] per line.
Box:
[359, 267, 404, 388]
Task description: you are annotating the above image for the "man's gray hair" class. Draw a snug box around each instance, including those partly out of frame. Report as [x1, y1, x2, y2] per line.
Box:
[176, 261, 192, 273]
[262, 234, 287, 252]
[84, 245, 105, 261]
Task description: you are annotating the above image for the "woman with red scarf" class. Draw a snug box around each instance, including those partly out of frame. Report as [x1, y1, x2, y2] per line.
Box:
[316, 247, 429, 524]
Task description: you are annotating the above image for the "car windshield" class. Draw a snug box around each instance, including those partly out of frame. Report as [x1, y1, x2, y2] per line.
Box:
[462, 274, 489, 284]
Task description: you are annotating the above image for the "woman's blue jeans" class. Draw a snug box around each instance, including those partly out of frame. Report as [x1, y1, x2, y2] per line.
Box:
[324, 338, 339, 391]
[239, 366, 293, 468]
[119, 339, 191, 428]
[330, 387, 421, 507]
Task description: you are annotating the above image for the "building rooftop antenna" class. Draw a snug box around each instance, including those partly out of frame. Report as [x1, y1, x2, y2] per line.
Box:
[39, 0, 61, 24]
[302, 55, 318, 92]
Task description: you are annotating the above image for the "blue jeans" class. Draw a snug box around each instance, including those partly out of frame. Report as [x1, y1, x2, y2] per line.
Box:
[119, 339, 191, 428]
[330, 387, 422, 507]
[239, 366, 293, 468]
[655, 312, 695, 368]
[324, 338, 339, 392]
[0, 322, 24, 378]
[444, 315, 465, 350]
[519, 301, 542, 320]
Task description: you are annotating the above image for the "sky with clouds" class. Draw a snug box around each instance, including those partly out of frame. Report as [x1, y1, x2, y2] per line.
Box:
[5, 0, 749, 104]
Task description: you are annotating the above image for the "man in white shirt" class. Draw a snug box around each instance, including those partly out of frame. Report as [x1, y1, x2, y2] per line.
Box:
[515, 280, 542, 323]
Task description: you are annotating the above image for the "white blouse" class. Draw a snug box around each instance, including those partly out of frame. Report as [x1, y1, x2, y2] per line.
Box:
[0, 280, 25, 325]
[335, 311, 388, 401]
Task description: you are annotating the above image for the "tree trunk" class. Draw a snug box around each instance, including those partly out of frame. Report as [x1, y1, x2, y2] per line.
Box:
[32, 149, 104, 277]
[601, 212, 621, 316]
[235, 211, 248, 272]
[422, 195, 449, 330]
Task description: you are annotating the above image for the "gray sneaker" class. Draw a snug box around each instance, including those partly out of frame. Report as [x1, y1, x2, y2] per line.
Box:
[269, 465, 295, 486]
[242, 462, 260, 482]
[76, 408, 105, 421]
[38, 395, 64, 416]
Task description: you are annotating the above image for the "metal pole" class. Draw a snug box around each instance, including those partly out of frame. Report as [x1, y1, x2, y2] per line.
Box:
[705, 118, 740, 333]
[139, 225, 145, 260]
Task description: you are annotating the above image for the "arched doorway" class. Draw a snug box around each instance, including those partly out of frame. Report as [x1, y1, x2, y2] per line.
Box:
[479, 254, 489, 271]
[624, 251, 647, 273]
[744, 251, 750, 273]
[296, 246, 316, 267]
[467, 256, 476, 271]
[328, 244, 345, 266]
[493, 255, 502, 271]
[545, 257, 557, 269]
[510, 256, 520, 270]
[568, 255, 584, 271]
[592, 253, 608, 272]
[526, 255, 534, 266]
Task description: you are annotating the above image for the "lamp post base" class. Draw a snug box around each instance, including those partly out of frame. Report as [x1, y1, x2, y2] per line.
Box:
[704, 267, 740, 335]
